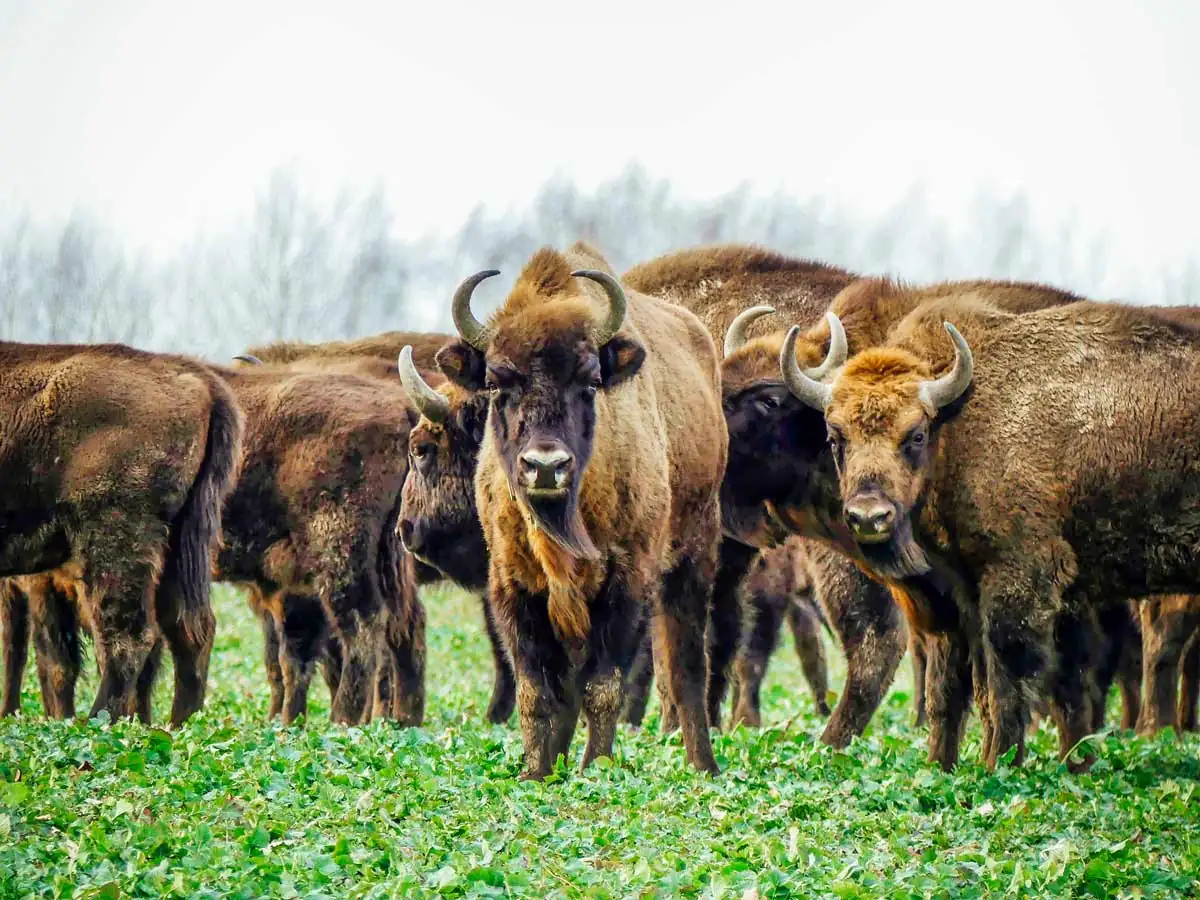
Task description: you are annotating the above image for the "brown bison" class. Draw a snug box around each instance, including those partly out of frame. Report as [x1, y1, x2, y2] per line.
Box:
[1137, 594, 1200, 734]
[780, 292, 1200, 769]
[0, 342, 242, 724]
[248, 333, 518, 724]
[732, 540, 832, 723]
[435, 243, 728, 779]
[212, 363, 426, 726]
[628, 246, 910, 746]
[397, 244, 908, 743]
[1, 573, 87, 717]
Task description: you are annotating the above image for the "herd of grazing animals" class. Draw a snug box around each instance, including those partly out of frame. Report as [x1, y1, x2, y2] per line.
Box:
[1, 241, 1198, 781]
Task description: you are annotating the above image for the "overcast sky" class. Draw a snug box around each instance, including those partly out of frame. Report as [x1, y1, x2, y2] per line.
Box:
[1, 0, 1197, 271]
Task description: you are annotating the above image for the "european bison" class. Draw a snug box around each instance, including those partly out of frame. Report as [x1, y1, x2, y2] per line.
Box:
[628, 246, 909, 745]
[212, 362, 426, 726]
[435, 243, 727, 778]
[246, 335, 517, 723]
[0, 342, 242, 724]
[781, 292, 1200, 769]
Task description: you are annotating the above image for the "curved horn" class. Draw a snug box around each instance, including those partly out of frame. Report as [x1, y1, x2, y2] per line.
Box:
[233, 354, 263, 365]
[570, 269, 627, 345]
[723, 305, 775, 358]
[918, 322, 974, 410]
[804, 312, 848, 379]
[780, 325, 833, 411]
[398, 346, 450, 423]
[452, 269, 500, 350]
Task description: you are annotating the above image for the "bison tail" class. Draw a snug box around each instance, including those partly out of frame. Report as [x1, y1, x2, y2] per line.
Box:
[163, 373, 244, 646]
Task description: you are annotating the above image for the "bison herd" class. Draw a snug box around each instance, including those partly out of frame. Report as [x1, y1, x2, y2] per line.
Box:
[2, 242, 1198, 781]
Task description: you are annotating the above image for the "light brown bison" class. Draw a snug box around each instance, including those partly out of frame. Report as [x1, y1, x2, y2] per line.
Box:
[781, 292, 1200, 769]
[0, 342, 242, 724]
[212, 363, 426, 726]
[1137, 594, 1200, 734]
[435, 243, 727, 779]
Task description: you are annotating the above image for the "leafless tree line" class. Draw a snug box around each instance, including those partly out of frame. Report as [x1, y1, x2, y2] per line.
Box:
[1, 163, 1196, 359]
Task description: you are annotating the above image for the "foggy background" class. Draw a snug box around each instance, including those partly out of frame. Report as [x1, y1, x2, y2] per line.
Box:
[1, 0, 1197, 359]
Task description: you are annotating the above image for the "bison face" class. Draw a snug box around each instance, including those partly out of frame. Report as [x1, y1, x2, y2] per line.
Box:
[398, 391, 490, 591]
[438, 267, 645, 560]
[720, 379, 827, 547]
[782, 317, 973, 579]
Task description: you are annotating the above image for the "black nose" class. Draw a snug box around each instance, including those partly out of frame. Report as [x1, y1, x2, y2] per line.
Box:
[844, 499, 896, 541]
[399, 519, 423, 553]
[518, 443, 574, 491]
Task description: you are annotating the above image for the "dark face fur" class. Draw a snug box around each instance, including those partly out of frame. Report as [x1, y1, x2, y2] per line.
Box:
[438, 326, 644, 559]
[398, 394, 490, 589]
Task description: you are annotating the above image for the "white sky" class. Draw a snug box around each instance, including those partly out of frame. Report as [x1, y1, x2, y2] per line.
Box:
[1, 0, 1197, 269]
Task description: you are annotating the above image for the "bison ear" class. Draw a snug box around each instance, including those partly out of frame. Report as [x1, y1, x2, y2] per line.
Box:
[436, 341, 486, 391]
[599, 335, 646, 389]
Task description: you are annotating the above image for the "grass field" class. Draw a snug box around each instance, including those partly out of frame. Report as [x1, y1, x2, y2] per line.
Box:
[2, 585, 1199, 898]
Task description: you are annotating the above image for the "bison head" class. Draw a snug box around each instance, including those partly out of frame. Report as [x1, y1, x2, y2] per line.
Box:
[435, 255, 646, 559]
[397, 347, 490, 589]
[719, 308, 848, 547]
[781, 316, 973, 578]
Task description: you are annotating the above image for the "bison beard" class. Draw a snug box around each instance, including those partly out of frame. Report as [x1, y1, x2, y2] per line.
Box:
[857, 516, 932, 580]
[524, 491, 599, 562]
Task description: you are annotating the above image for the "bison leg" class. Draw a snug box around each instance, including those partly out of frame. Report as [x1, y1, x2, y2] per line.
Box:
[383, 600, 426, 727]
[657, 550, 721, 776]
[1, 581, 29, 716]
[260, 611, 284, 718]
[134, 639, 164, 724]
[730, 580, 786, 729]
[705, 539, 757, 730]
[89, 576, 159, 723]
[788, 598, 831, 717]
[924, 630, 974, 770]
[581, 669, 623, 770]
[1049, 607, 1101, 772]
[1115, 606, 1143, 731]
[321, 634, 343, 701]
[1091, 603, 1139, 731]
[619, 622, 654, 727]
[480, 594, 516, 724]
[1178, 631, 1200, 732]
[978, 556, 1064, 770]
[909, 631, 929, 728]
[813, 554, 905, 749]
[278, 594, 330, 725]
[1138, 597, 1200, 735]
[153, 569, 216, 729]
[499, 583, 580, 781]
[30, 579, 83, 719]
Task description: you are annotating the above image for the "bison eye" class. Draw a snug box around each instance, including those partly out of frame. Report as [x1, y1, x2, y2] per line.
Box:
[753, 395, 779, 415]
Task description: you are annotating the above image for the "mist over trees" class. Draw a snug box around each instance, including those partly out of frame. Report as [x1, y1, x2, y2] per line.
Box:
[1, 163, 1196, 360]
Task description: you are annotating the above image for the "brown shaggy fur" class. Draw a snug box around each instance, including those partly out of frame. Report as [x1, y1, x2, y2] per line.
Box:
[0, 342, 242, 725]
[818, 296, 1200, 770]
[212, 364, 426, 726]
[637, 248, 909, 747]
[245, 333, 519, 723]
[440, 243, 727, 779]
[244, 331, 450, 372]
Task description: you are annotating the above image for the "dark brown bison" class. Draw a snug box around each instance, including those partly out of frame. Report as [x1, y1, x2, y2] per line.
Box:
[628, 247, 910, 746]
[1, 572, 87, 717]
[435, 243, 727, 779]
[212, 363, 426, 726]
[0, 342, 242, 724]
[732, 540, 831, 724]
[781, 292, 1200, 769]
[249, 333, 518, 724]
